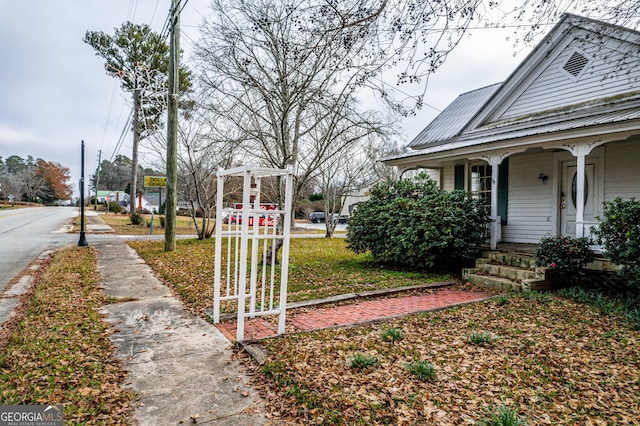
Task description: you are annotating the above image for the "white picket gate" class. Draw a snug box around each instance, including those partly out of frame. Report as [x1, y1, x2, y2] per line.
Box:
[213, 165, 293, 341]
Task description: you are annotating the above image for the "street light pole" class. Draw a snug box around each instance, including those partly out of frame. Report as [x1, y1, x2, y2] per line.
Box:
[78, 140, 88, 247]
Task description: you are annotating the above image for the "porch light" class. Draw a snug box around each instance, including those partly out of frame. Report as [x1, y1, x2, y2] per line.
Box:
[538, 173, 549, 184]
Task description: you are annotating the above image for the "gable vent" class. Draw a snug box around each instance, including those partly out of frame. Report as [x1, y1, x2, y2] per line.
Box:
[562, 51, 590, 77]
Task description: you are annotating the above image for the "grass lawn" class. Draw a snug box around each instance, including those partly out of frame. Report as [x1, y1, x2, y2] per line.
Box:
[0, 246, 132, 423]
[99, 212, 198, 235]
[3, 236, 637, 425]
[129, 237, 640, 425]
[128, 237, 452, 315]
[252, 292, 640, 425]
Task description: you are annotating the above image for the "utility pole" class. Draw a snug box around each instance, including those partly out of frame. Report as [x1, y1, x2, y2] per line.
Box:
[164, 0, 180, 252]
[94, 150, 101, 210]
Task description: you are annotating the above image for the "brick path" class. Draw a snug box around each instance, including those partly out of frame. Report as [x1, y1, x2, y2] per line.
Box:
[216, 289, 492, 341]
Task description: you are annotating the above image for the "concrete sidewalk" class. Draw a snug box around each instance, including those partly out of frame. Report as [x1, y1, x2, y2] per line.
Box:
[96, 242, 268, 426]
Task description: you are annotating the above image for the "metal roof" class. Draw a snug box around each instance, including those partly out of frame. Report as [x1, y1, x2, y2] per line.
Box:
[407, 83, 501, 149]
[385, 96, 640, 165]
[438, 95, 640, 147]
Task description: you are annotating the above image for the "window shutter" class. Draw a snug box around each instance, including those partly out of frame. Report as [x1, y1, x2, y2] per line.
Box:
[454, 165, 465, 190]
[498, 159, 508, 225]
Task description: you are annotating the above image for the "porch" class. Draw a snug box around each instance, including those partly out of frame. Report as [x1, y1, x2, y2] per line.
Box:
[463, 243, 620, 292]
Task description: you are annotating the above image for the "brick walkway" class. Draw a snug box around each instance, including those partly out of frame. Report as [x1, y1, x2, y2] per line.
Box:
[216, 289, 492, 341]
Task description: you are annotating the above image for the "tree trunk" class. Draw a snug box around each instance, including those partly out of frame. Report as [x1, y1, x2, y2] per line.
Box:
[130, 90, 141, 213]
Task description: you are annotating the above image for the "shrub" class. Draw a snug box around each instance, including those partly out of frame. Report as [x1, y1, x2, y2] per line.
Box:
[592, 197, 640, 291]
[534, 235, 594, 281]
[346, 174, 489, 271]
[108, 201, 121, 213]
[130, 211, 143, 225]
[159, 215, 165, 228]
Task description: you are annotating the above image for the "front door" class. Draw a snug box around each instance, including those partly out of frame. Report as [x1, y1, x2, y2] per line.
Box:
[560, 161, 597, 238]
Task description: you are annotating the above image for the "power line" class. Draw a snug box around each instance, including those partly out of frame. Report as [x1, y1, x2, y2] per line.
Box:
[109, 107, 134, 164]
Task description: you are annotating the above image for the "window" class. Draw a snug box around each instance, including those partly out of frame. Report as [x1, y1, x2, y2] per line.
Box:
[470, 164, 492, 210]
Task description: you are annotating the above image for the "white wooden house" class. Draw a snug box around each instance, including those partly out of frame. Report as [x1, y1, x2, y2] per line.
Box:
[385, 14, 640, 251]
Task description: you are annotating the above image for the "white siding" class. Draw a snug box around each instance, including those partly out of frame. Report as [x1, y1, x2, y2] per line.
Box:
[604, 140, 640, 201]
[501, 151, 556, 243]
[496, 29, 640, 122]
[442, 166, 455, 191]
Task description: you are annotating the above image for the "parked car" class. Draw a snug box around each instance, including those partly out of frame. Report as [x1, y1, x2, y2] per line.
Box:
[308, 211, 325, 223]
[329, 214, 349, 224]
[336, 214, 349, 224]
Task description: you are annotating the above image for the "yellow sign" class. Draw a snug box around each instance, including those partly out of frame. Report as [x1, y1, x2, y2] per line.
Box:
[144, 176, 166, 188]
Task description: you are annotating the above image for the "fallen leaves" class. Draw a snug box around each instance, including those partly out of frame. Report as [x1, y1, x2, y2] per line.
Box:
[0, 246, 133, 424]
[248, 294, 640, 425]
[129, 238, 451, 317]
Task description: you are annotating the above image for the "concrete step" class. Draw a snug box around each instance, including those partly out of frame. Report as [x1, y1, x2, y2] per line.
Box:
[484, 252, 538, 269]
[462, 272, 529, 292]
[478, 263, 545, 281]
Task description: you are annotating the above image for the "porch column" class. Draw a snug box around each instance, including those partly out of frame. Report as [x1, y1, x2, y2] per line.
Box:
[575, 151, 586, 238]
[489, 157, 500, 250]
[563, 142, 598, 239]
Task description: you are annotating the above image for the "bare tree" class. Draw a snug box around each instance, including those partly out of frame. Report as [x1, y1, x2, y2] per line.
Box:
[196, 0, 392, 209]
[145, 91, 242, 239]
[14, 166, 47, 202]
[315, 141, 372, 237]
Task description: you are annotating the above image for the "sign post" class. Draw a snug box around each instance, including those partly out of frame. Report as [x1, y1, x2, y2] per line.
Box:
[144, 176, 166, 214]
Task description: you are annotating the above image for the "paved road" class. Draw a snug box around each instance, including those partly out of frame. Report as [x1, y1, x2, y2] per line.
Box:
[0, 206, 77, 292]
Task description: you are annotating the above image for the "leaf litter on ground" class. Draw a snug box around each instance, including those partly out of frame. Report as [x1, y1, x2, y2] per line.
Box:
[0, 246, 133, 424]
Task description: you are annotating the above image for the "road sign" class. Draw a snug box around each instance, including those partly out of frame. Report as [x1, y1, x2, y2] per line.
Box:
[144, 176, 166, 188]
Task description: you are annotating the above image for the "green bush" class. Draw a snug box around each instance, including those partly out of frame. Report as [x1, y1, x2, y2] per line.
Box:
[534, 235, 594, 280]
[593, 197, 640, 291]
[346, 174, 489, 271]
[130, 211, 143, 225]
[108, 201, 121, 213]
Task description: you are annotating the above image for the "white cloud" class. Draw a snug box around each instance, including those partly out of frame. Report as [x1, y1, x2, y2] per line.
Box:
[0, 122, 41, 147]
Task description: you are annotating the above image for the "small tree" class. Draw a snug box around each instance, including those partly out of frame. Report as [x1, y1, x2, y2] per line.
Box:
[593, 197, 640, 290]
[346, 174, 489, 271]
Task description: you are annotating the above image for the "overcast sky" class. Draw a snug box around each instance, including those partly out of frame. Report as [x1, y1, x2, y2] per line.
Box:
[0, 1, 535, 197]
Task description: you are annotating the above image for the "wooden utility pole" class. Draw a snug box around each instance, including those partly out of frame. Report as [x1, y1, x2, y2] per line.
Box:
[164, 0, 180, 251]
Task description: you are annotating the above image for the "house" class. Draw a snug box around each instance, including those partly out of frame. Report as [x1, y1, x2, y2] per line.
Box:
[96, 190, 129, 206]
[384, 14, 640, 252]
[340, 182, 376, 217]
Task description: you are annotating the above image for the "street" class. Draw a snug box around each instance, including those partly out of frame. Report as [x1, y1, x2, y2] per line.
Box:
[0, 206, 77, 292]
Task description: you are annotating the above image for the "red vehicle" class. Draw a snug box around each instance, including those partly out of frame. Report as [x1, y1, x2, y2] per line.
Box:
[223, 204, 278, 226]
[224, 214, 277, 226]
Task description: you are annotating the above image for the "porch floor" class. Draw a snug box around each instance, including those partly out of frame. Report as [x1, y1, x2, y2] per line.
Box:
[483, 243, 538, 255]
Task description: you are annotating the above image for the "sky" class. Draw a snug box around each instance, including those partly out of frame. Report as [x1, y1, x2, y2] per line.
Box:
[0, 1, 537, 198]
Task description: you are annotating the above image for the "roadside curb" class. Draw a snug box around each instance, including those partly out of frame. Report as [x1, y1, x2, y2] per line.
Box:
[0, 250, 54, 328]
